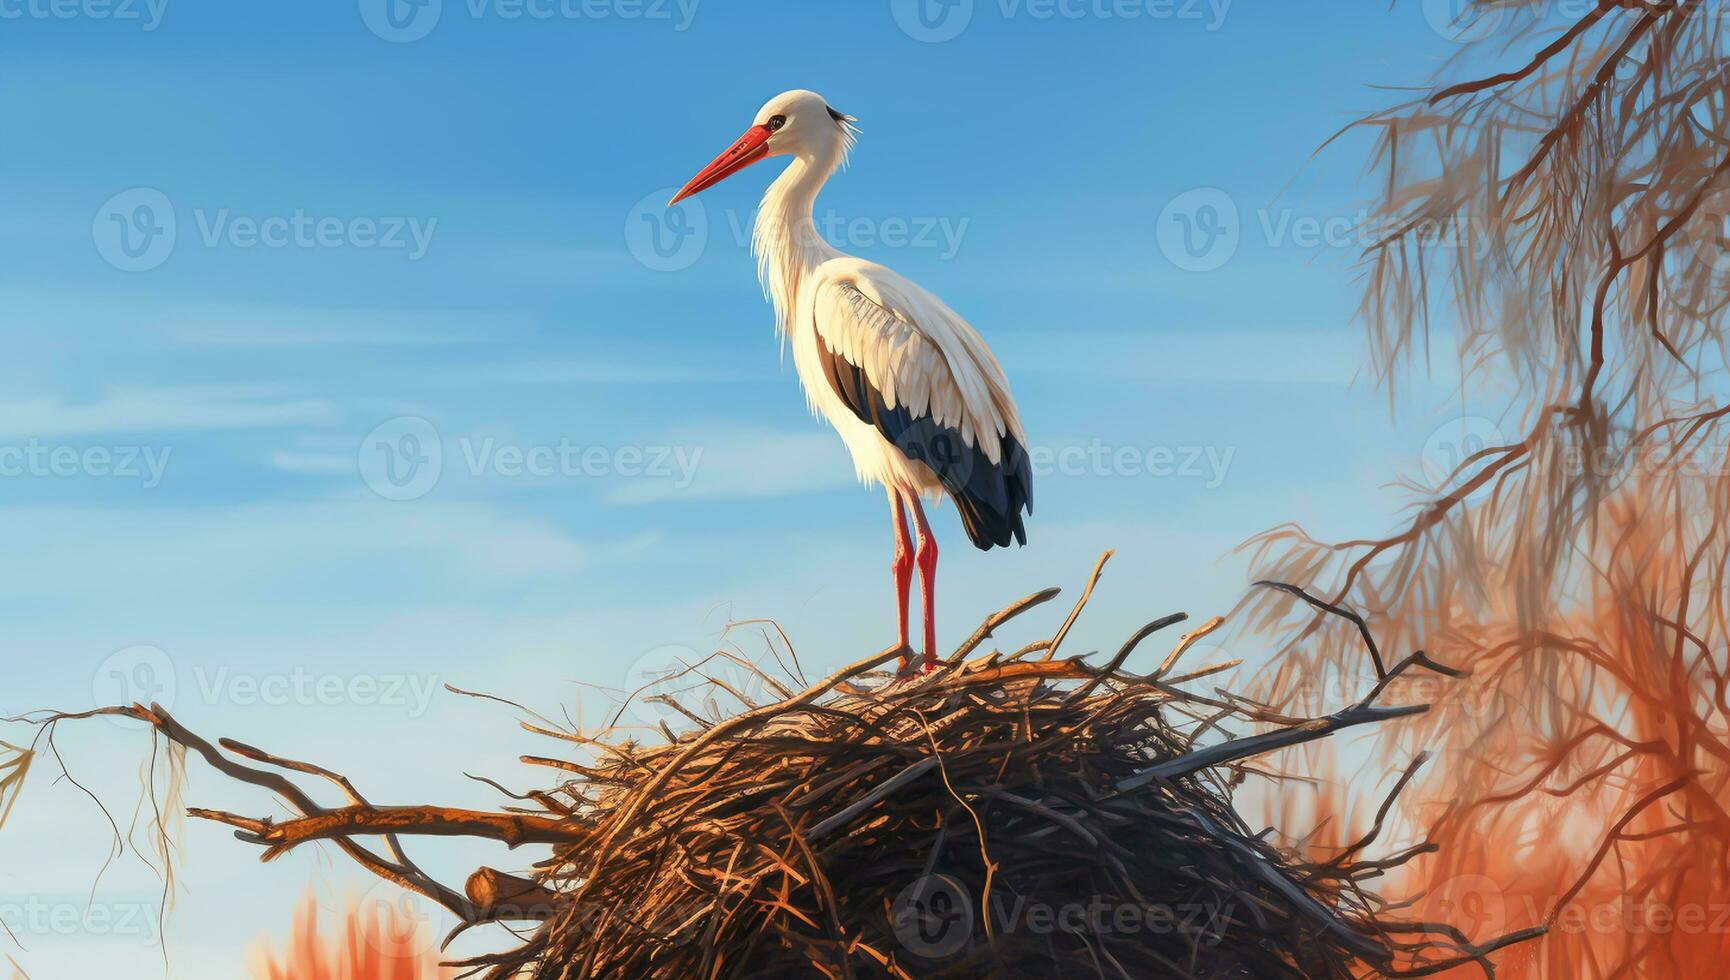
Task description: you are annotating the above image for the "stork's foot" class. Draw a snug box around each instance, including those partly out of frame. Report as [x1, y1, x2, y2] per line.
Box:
[894, 649, 938, 679]
[884, 642, 914, 676]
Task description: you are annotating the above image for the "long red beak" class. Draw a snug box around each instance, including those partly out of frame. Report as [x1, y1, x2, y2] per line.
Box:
[669, 124, 774, 205]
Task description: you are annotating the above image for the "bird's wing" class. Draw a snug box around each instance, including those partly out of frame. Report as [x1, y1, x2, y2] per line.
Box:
[810, 257, 1031, 549]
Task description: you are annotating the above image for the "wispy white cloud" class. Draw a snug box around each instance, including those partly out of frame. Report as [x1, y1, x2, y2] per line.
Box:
[153, 305, 532, 347]
[267, 449, 352, 474]
[0, 384, 340, 438]
[606, 426, 853, 504]
[264, 432, 363, 476]
[0, 288, 530, 348]
[450, 357, 762, 387]
[0, 498, 586, 603]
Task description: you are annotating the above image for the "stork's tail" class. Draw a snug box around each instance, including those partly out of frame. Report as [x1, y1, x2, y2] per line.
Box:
[951, 434, 1033, 551]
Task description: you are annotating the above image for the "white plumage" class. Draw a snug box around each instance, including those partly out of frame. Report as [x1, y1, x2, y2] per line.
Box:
[670, 88, 1032, 674]
[806, 261, 1025, 493]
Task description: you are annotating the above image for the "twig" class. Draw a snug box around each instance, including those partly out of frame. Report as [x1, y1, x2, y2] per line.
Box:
[1254, 581, 1388, 678]
[1116, 702, 1430, 792]
[1044, 550, 1112, 660]
[804, 757, 938, 842]
[949, 587, 1062, 663]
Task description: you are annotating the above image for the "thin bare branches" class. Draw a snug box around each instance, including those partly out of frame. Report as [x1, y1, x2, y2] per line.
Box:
[1244, 4, 1730, 975]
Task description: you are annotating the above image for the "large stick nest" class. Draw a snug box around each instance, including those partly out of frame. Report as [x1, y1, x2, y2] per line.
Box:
[3, 556, 1540, 978]
[492, 627, 1375, 978]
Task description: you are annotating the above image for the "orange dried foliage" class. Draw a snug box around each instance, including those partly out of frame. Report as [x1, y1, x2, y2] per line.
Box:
[1241, 4, 1730, 976]
[1403, 495, 1730, 978]
[250, 892, 455, 980]
[1257, 482, 1730, 978]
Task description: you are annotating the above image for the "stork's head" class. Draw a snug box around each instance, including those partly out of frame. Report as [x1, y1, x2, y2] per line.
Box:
[669, 89, 857, 205]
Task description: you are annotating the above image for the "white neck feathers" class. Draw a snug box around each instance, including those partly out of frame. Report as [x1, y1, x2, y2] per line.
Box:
[753, 146, 845, 342]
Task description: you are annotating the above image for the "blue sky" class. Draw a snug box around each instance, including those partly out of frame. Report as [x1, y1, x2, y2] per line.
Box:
[0, 2, 1507, 975]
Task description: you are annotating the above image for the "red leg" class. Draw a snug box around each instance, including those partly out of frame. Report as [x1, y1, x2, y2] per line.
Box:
[909, 496, 938, 672]
[889, 490, 914, 668]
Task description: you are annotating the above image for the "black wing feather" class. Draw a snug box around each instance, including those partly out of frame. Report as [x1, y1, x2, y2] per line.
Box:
[820, 342, 1032, 550]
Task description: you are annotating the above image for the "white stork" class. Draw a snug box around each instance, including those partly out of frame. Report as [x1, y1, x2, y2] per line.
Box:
[669, 89, 1032, 676]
